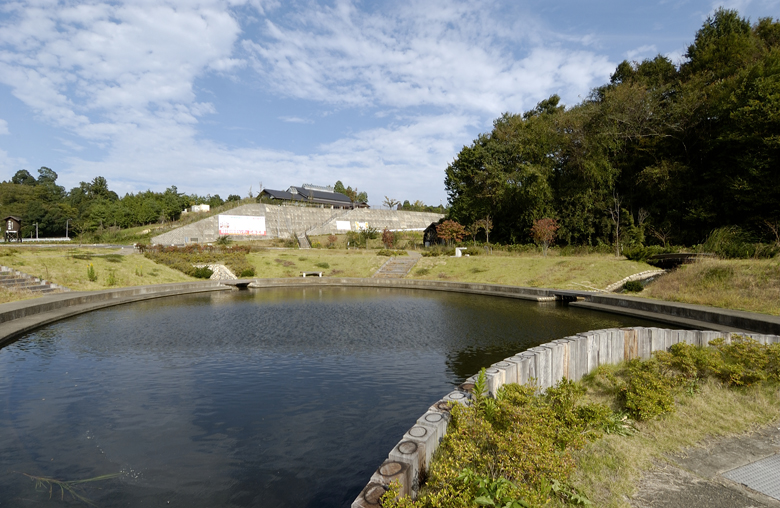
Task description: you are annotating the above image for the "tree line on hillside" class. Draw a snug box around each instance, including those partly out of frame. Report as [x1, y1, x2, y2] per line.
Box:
[0, 168, 443, 240]
[0, 168, 242, 238]
[445, 9, 780, 250]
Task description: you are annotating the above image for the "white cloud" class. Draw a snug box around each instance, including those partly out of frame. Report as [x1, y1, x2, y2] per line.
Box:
[279, 116, 314, 124]
[243, 1, 615, 114]
[626, 45, 658, 60]
[0, 0, 618, 205]
[0, 119, 8, 135]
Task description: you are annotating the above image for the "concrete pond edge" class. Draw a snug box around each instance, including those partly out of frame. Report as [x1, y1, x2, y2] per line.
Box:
[2, 277, 780, 506]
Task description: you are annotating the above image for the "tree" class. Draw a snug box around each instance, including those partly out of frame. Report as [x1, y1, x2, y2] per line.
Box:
[381, 228, 394, 248]
[12, 169, 36, 185]
[530, 218, 559, 256]
[436, 220, 466, 245]
[476, 216, 493, 245]
[383, 196, 400, 209]
[466, 222, 481, 246]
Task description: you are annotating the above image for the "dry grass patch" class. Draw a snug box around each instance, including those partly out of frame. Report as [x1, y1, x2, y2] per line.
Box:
[567, 373, 780, 508]
[409, 254, 654, 290]
[642, 257, 780, 315]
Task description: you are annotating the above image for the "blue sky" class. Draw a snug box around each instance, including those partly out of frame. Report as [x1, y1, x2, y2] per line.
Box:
[0, 0, 778, 207]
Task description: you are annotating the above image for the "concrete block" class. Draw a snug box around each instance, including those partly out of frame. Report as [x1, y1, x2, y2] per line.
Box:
[485, 367, 505, 397]
[403, 425, 439, 468]
[416, 411, 450, 444]
[503, 356, 525, 385]
[442, 390, 471, 407]
[428, 400, 454, 416]
[543, 342, 566, 386]
[492, 360, 517, 387]
[352, 482, 388, 508]
[552, 339, 573, 379]
[389, 440, 426, 497]
[370, 459, 411, 490]
[663, 328, 673, 351]
[577, 332, 599, 374]
[516, 352, 535, 386]
[635, 327, 652, 360]
[529, 346, 552, 390]
[623, 328, 639, 361]
[609, 329, 625, 366]
[566, 336, 584, 381]
[670, 330, 683, 346]
[650, 327, 665, 354]
[765, 334, 780, 345]
[594, 330, 611, 367]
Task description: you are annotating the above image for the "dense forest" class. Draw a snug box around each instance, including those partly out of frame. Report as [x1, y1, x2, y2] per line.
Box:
[445, 9, 780, 248]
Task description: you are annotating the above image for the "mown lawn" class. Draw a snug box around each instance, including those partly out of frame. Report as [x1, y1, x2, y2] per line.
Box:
[407, 253, 655, 290]
[0, 245, 194, 294]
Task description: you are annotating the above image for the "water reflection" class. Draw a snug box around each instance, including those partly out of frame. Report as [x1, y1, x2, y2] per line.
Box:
[0, 287, 663, 507]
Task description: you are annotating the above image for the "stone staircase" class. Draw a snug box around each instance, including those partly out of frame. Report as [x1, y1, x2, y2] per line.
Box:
[297, 233, 311, 249]
[372, 254, 420, 278]
[0, 265, 69, 294]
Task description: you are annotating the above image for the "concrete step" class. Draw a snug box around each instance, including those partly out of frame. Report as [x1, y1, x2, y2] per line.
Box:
[372, 257, 419, 278]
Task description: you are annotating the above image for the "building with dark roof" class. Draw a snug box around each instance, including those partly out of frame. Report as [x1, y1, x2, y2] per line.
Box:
[258, 184, 361, 209]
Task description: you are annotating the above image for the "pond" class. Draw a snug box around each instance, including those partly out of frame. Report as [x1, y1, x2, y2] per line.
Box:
[0, 287, 666, 507]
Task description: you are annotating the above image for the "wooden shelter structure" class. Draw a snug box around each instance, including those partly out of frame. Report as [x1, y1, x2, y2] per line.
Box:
[3, 216, 21, 242]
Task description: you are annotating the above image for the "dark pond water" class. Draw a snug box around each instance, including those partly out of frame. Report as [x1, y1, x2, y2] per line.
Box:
[0, 287, 665, 507]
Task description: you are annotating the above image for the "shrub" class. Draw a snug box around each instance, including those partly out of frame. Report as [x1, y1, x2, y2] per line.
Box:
[107, 269, 117, 286]
[619, 359, 675, 421]
[623, 280, 644, 292]
[315, 262, 330, 269]
[415, 267, 430, 275]
[192, 266, 213, 279]
[87, 263, 97, 282]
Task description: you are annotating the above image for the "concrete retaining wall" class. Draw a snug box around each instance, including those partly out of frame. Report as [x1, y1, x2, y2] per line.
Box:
[351, 326, 780, 506]
[151, 204, 444, 245]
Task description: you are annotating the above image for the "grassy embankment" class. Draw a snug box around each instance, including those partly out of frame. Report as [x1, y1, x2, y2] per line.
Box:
[640, 257, 780, 316]
[2, 242, 779, 317]
[0, 246, 193, 304]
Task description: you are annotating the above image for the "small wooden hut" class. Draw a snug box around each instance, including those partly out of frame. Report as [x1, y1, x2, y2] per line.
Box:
[3, 216, 21, 243]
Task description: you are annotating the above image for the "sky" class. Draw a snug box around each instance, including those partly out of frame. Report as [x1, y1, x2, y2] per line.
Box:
[0, 0, 778, 207]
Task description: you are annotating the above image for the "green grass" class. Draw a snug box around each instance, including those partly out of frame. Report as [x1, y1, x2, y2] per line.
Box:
[408, 253, 655, 290]
[0, 245, 194, 294]
[246, 249, 386, 278]
[641, 257, 780, 315]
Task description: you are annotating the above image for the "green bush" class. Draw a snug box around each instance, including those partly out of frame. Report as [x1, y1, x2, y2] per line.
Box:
[315, 262, 330, 269]
[619, 359, 675, 421]
[87, 263, 97, 282]
[192, 266, 213, 278]
[623, 280, 644, 292]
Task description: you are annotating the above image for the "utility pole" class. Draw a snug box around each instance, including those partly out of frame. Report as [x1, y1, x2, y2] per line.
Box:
[34, 223, 38, 240]
[66, 218, 71, 239]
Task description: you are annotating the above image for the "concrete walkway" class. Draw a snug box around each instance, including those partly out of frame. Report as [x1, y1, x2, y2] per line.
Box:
[632, 423, 780, 507]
